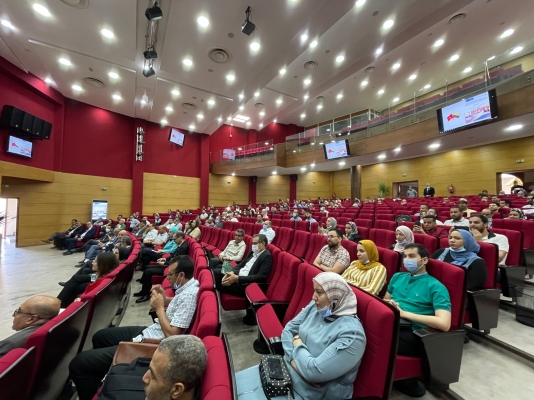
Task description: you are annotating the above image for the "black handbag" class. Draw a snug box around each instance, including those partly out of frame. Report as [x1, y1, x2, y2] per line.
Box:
[97, 357, 150, 400]
[259, 355, 293, 399]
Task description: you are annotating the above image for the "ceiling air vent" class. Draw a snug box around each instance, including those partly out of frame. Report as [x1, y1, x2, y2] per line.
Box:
[304, 60, 318, 69]
[316, 96, 324, 101]
[254, 103, 264, 108]
[365, 66, 376, 74]
[82, 77, 106, 88]
[449, 13, 466, 24]
[60, 0, 89, 8]
[208, 48, 232, 63]
[181, 102, 198, 110]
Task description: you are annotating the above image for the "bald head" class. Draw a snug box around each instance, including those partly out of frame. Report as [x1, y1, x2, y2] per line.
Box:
[13, 295, 60, 331]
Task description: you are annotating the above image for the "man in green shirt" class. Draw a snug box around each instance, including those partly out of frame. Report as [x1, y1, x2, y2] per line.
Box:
[384, 243, 451, 398]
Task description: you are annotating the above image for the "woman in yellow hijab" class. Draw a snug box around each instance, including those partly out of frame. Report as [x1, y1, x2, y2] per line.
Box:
[342, 240, 387, 296]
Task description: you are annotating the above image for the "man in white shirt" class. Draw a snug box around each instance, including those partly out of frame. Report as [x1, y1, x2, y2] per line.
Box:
[469, 214, 509, 266]
[426, 208, 444, 224]
[208, 229, 247, 269]
[259, 220, 276, 244]
[163, 218, 176, 229]
[129, 216, 140, 230]
[522, 196, 534, 215]
[200, 211, 209, 219]
[143, 226, 169, 248]
[228, 213, 239, 222]
[444, 206, 469, 227]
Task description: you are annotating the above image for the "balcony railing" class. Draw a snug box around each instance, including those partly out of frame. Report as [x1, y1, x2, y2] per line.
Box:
[212, 139, 274, 165]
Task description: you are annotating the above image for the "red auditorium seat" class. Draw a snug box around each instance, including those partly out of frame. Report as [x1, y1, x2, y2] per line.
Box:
[223, 221, 235, 231]
[200, 334, 236, 400]
[359, 213, 375, 221]
[398, 221, 415, 230]
[204, 229, 221, 252]
[303, 233, 327, 263]
[187, 291, 221, 338]
[74, 225, 100, 248]
[413, 233, 439, 254]
[243, 222, 255, 236]
[212, 231, 233, 256]
[342, 239, 358, 261]
[355, 218, 373, 229]
[280, 219, 295, 229]
[374, 220, 397, 231]
[376, 246, 402, 287]
[492, 219, 534, 248]
[272, 227, 293, 250]
[0, 347, 36, 400]
[358, 226, 370, 240]
[287, 230, 311, 259]
[200, 226, 214, 247]
[369, 228, 396, 249]
[375, 214, 395, 221]
[310, 221, 319, 233]
[294, 220, 310, 232]
[337, 216, 351, 228]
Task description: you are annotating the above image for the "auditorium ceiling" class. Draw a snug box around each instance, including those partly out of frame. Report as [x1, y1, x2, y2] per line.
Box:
[0, 0, 533, 134]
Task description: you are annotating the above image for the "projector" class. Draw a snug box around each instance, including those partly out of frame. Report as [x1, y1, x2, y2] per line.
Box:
[143, 67, 155, 78]
[241, 20, 256, 36]
[143, 49, 158, 59]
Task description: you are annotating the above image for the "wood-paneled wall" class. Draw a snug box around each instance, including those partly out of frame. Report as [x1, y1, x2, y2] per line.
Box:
[143, 173, 200, 213]
[257, 175, 290, 204]
[297, 172, 332, 199]
[361, 137, 534, 198]
[332, 169, 351, 199]
[208, 173, 248, 206]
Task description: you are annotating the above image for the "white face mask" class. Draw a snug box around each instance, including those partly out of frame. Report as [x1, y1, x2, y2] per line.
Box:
[252, 244, 259, 253]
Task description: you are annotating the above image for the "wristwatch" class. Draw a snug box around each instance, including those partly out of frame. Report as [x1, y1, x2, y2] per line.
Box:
[293, 334, 300, 340]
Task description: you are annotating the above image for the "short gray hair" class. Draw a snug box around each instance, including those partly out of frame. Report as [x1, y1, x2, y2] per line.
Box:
[254, 234, 268, 246]
[236, 228, 245, 236]
[158, 335, 207, 391]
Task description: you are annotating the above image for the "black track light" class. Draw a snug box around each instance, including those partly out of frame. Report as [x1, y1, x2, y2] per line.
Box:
[241, 6, 256, 36]
[143, 67, 155, 78]
[143, 48, 158, 59]
[145, 2, 163, 21]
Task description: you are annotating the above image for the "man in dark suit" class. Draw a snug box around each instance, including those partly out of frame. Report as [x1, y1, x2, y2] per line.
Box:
[54, 221, 86, 250]
[63, 222, 97, 255]
[423, 183, 435, 197]
[134, 232, 190, 302]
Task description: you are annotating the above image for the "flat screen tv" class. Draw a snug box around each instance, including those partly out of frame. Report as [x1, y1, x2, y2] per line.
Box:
[6, 135, 32, 158]
[323, 139, 350, 160]
[168, 128, 185, 146]
[437, 89, 498, 134]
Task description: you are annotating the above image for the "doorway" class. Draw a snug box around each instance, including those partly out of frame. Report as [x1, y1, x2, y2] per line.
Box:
[393, 181, 419, 198]
[498, 170, 534, 194]
[0, 198, 19, 244]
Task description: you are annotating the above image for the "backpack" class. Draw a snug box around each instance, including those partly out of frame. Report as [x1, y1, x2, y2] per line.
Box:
[97, 358, 150, 400]
[395, 214, 413, 223]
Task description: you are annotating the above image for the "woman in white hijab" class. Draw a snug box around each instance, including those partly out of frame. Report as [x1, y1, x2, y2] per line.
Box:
[236, 272, 366, 400]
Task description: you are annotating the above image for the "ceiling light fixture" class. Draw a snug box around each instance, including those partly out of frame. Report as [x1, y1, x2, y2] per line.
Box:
[424, 84, 431, 89]
[304, 95, 309, 100]
[189, 124, 195, 130]
[500, 29, 514, 38]
[259, 111, 265, 116]
[433, 39, 445, 47]
[226, 74, 235, 81]
[511, 46, 523, 54]
[259, 123, 263, 128]
[273, 119, 277, 123]
[218, 117, 222, 122]
[279, 68, 287, 75]
[463, 67, 472, 73]
[241, 6, 256, 36]
[377, 154, 386, 159]
[58, 58, 71, 66]
[506, 124, 523, 131]
[301, 34, 308, 42]
[409, 74, 417, 80]
[487, 55, 496, 61]
[208, 99, 215, 105]
[112, 94, 121, 100]
[375, 47, 383, 56]
[337, 93, 343, 99]
[310, 40, 318, 48]
[339, 161, 345, 166]
[246, 121, 251, 126]
[33, 4, 51, 17]
[108, 71, 119, 79]
[383, 19, 394, 29]
[161, 118, 168, 125]
[319, 142, 323, 145]
[239, 93, 244, 99]
[394, 146, 401, 152]
[449, 54, 460, 61]
[317, 104, 323, 110]
[300, 113, 306, 118]
[250, 42, 260, 51]
[231, 172, 235, 176]
[361, 80, 368, 86]
[197, 16, 210, 27]
[165, 106, 173, 112]
[300, 167, 306, 171]
[171, 89, 180, 96]
[392, 62, 401, 70]
[144, 47, 158, 59]
[378, 89, 385, 94]
[254, 91, 260, 97]
[310, 163, 315, 167]
[239, 105, 244, 110]
[276, 99, 283, 104]
[72, 84, 82, 91]
[140, 99, 147, 105]
[429, 143, 440, 149]
[272, 171, 277, 175]
[101, 28, 114, 39]
[336, 55, 345, 63]
[197, 114, 204, 119]
[304, 78, 311, 85]
[183, 58, 193, 66]
[145, 1, 163, 21]
[44, 77, 54, 84]
[143, 67, 155, 77]
[234, 115, 250, 121]
[355, 0, 366, 7]
[1, 20, 16, 30]
[393, 97, 399, 102]
[227, 116, 232, 121]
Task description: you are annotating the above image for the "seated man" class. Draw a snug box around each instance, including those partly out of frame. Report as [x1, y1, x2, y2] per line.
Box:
[116, 218, 126, 230]
[75, 228, 124, 266]
[414, 204, 429, 217]
[208, 229, 247, 270]
[74, 225, 116, 254]
[214, 216, 224, 229]
[139, 229, 179, 271]
[413, 215, 448, 239]
[258, 220, 276, 244]
[214, 234, 272, 298]
[0, 295, 60, 357]
[53, 221, 85, 249]
[143, 225, 169, 248]
[43, 219, 78, 244]
[458, 198, 476, 217]
[69, 257, 199, 400]
[426, 208, 443, 224]
[313, 228, 351, 274]
[163, 217, 176, 229]
[444, 206, 469, 226]
[200, 210, 209, 219]
[469, 214, 509, 266]
[290, 210, 302, 221]
[63, 222, 96, 255]
[522, 195, 534, 215]
[384, 243, 451, 397]
[129, 215, 140, 231]
[133, 221, 148, 236]
[205, 218, 215, 227]
[481, 208, 493, 228]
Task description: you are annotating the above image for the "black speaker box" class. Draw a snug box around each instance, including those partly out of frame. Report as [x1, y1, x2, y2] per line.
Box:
[42, 121, 52, 139]
[32, 118, 44, 136]
[291, 174, 298, 182]
[0, 105, 24, 129]
[21, 113, 35, 133]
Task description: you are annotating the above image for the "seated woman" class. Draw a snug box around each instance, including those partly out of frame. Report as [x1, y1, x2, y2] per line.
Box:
[57, 251, 120, 308]
[507, 208, 525, 220]
[431, 228, 487, 291]
[342, 240, 387, 296]
[153, 213, 162, 226]
[255, 214, 264, 224]
[318, 217, 337, 235]
[343, 222, 361, 242]
[236, 272, 366, 400]
[185, 220, 201, 240]
[389, 226, 414, 253]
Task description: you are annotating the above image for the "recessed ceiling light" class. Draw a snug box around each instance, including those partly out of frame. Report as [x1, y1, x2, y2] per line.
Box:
[264, 142, 269, 145]
[300, 113, 306, 118]
[58, 58, 71, 66]
[231, 173, 235, 176]
[378, 89, 385, 94]
[355, 0, 366, 7]
[161, 118, 168, 124]
[409, 74, 417, 80]
[424, 84, 431, 89]
[300, 167, 306, 171]
[327, 128, 331, 132]
[463, 67, 472, 73]
[250, 42, 260, 51]
[44, 77, 54, 84]
[217, 117, 222, 122]
[227, 116, 232, 121]
[361, 80, 368, 86]
[273, 119, 277, 123]
[207, 99, 215, 105]
[239, 105, 244, 110]
[254, 91, 260, 97]
[183, 58, 193, 66]
[317, 104, 323, 110]
[500, 29, 514, 39]
[276, 99, 283, 104]
[140, 99, 146, 105]
[304, 78, 311, 85]
[197, 114, 204, 119]
[433, 39, 445, 47]
[171, 89, 180, 96]
[319, 142, 323, 145]
[429, 143, 440, 149]
[301, 34, 308, 42]
[33, 4, 51, 17]
[112, 94, 121, 100]
[234, 115, 249, 121]
[449, 54, 460, 61]
[259, 123, 263, 128]
[72, 84, 82, 91]
[239, 93, 244, 99]
[393, 97, 399, 102]
[310, 163, 315, 167]
[310, 40, 318, 48]
[189, 124, 195, 130]
[383, 19, 394, 29]
[197, 16, 210, 27]
[337, 93, 343, 99]
[375, 47, 383, 56]
[259, 111, 265, 116]
[511, 46, 523, 54]
[506, 124, 523, 131]
[392, 62, 401, 70]
[394, 146, 401, 152]
[166, 106, 173, 112]
[100, 28, 114, 39]
[279, 68, 286, 75]
[377, 154, 386, 159]
[108, 71, 119, 79]
[487, 55, 495, 61]
[336, 55, 345, 63]
[272, 171, 277, 175]
[339, 161, 345, 166]
[1, 20, 16, 30]
[246, 121, 251, 126]
[304, 95, 309, 100]
[226, 74, 235, 81]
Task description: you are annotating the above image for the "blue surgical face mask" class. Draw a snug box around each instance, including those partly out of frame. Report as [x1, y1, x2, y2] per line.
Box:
[450, 246, 465, 252]
[318, 305, 332, 318]
[263, 224, 268, 230]
[396, 239, 407, 244]
[252, 244, 259, 253]
[404, 258, 421, 273]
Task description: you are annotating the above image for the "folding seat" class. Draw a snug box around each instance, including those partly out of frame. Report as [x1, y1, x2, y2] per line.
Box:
[358, 226, 370, 240]
[413, 233, 439, 254]
[282, 213, 293, 220]
[25, 301, 91, 400]
[204, 229, 221, 251]
[359, 213, 375, 221]
[294, 220, 309, 232]
[303, 233, 327, 263]
[271, 214, 282, 219]
[375, 214, 395, 222]
[310, 221, 319, 233]
[342, 239, 358, 261]
[212, 231, 233, 257]
[200, 226, 213, 247]
[280, 219, 295, 229]
[376, 246, 401, 294]
[369, 228, 396, 249]
[374, 220, 397, 231]
[272, 227, 293, 250]
[354, 218, 373, 229]
[436, 225, 451, 238]
[223, 221, 234, 231]
[287, 230, 311, 259]
[337, 216, 351, 228]
[187, 291, 221, 338]
[200, 335, 235, 400]
[398, 221, 415, 230]
[491, 228, 523, 266]
[74, 225, 101, 248]
[0, 347, 36, 400]
[492, 219, 534, 249]
[329, 211, 341, 218]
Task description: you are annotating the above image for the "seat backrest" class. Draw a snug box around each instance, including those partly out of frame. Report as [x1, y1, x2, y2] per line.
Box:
[243, 222, 255, 237]
[283, 264, 321, 325]
[397, 221, 415, 230]
[303, 233, 327, 263]
[209, 228, 221, 247]
[341, 239, 358, 261]
[200, 225, 212, 244]
[476, 241, 499, 289]
[369, 228, 396, 249]
[198, 268, 215, 295]
[200, 335, 234, 400]
[358, 226, 370, 240]
[377, 246, 402, 286]
[413, 233, 439, 255]
[189, 291, 220, 338]
[280, 219, 295, 229]
[274, 227, 293, 250]
[355, 219, 373, 229]
[294, 220, 310, 232]
[374, 220, 397, 231]
[494, 219, 534, 248]
[266, 252, 301, 302]
[287, 230, 310, 258]
[222, 221, 234, 232]
[310, 221, 319, 233]
[0, 347, 36, 400]
[26, 301, 91, 400]
[375, 214, 395, 221]
[491, 228, 523, 266]
[359, 213, 375, 221]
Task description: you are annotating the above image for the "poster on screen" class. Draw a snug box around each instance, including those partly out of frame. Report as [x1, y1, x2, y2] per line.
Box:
[92, 200, 108, 220]
[222, 149, 236, 160]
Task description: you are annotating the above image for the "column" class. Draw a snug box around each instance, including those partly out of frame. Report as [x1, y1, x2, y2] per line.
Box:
[199, 134, 210, 206]
[350, 165, 362, 200]
[131, 119, 146, 214]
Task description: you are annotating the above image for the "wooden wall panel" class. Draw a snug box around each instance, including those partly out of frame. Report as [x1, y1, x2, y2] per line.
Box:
[143, 173, 200, 213]
[332, 169, 351, 199]
[208, 174, 248, 206]
[257, 176, 290, 204]
[361, 137, 534, 198]
[297, 172, 332, 199]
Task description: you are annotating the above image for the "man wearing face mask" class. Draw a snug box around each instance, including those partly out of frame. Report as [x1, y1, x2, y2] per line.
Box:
[69, 256, 198, 400]
[290, 209, 302, 221]
[384, 243, 451, 397]
[423, 183, 435, 197]
[258, 220, 276, 244]
[214, 216, 224, 229]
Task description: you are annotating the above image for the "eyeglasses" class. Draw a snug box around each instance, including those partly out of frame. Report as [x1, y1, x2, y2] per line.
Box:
[13, 308, 38, 318]
[167, 271, 180, 277]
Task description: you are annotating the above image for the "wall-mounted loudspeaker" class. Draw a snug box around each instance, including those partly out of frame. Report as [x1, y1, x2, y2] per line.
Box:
[0, 105, 52, 140]
[0, 106, 24, 129]
[291, 174, 298, 182]
[251, 176, 258, 183]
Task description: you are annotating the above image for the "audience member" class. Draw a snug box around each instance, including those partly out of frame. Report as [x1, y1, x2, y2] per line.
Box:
[342, 240, 387, 295]
[0, 295, 61, 358]
[290, 210, 302, 221]
[458, 198, 476, 217]
[507, 208, 525, 220]
[426, 208, 443, 224]
[53, 221, 85, 249]
[185, 219, 201, 239]
[318, 217, 337, 235]
[214, 216, 224, 229]
[117, 218, 126, 230]
[129, 216, 140, 231]
[134, 221, 148, 236]
[414, 215, 448, 239]
[153, 213, 162, 226]
[139, 228, 179, 271]
[258, 220, 275, 244]
[255, 214, 264, 224]
[208, 229, 246, 270]
[43, 219, 78, 244]
[407, 186, 417, 198]
[313, 228, 351, 274]
[145, 225, 169, 247]
[390, 226, 414, 253]
[522, 196, 534, 214]
[469, 214, 509, 266]
[499, 199, 512, 209]
[480, 208, 493, 227]
[164, 217, 176, 229]
[205, 218, 215, 227]
[63, 222, 96, 255]
[444, 206, 469, 226]
[343, 221, 361, 242]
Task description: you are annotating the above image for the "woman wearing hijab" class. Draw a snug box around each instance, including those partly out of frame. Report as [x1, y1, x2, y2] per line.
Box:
[318, 217, 337, 235]
[342, 240, 387, 296]
[431, 228, 487, 290]
[236, 272, 366, 400]
[389, 226, 414, 253]
[507, 208, 526, 220]
[343, 222, 361, 242]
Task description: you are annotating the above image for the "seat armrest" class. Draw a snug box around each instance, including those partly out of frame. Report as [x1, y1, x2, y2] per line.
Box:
[413, 328, 465, 388]
[141, 338, 162, 345]
[112, 342, 158, 366]
[523, 248, 534, 278]
[245, 283, 268, 304]
[466, 289, 500, 332]
[268, 336, 284, 355]
[151, 276, 165, 285]
[500, 266, 527, 298]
